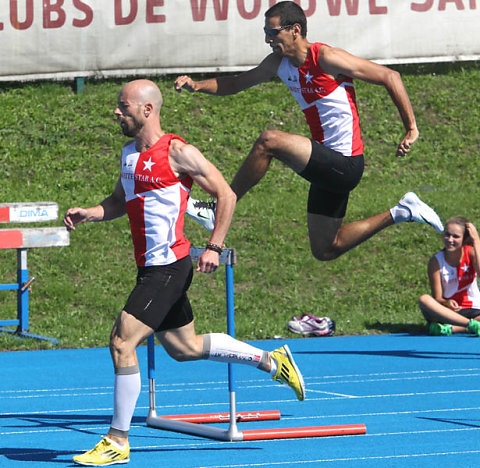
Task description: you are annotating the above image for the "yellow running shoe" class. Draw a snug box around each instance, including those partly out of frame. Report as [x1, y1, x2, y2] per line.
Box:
[73, 437, 130, 466]
[271, 345, 305, 401]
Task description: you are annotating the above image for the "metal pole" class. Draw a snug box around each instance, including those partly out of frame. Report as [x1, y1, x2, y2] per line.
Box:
[147, 334, 157, 417]
[17, 249, 28, 333]
[225, 252, 241, 440]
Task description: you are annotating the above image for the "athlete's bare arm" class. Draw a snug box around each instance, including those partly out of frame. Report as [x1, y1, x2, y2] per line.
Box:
[427, 256, 444, 303]
[174, 54, 281, 96]
[169, 139, 236, 272]
[319, 46, 418, 157]
[63, 177, 126, 230]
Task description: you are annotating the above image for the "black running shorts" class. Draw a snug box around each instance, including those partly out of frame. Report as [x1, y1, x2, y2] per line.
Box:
[459, 308, 480, 319]
[123, 256, 194, 332]
[298, 139, 364, 218]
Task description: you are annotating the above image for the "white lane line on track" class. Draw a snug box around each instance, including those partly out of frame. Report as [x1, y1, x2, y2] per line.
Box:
[0, 386, 231, 399]
[193, 449, 480, 467]
[4, 373, 480, 400]
[1, 425, 111, 436]
[3, 367, 480, 396]
[307, 389, 358, 397]
[305, 388, 480, 400]
[0, 380, 227, 395]
[281, 405, 480, 420]
[308, 372, 480, 387]
[3, 428, 480, 458]
[5, 378, 480, 400]
[308, 367, 480, 381]
[3, 406, 480, 436]
[4, 386, 480, 417]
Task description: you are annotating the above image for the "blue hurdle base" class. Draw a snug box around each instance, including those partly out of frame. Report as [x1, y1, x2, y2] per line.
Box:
[0, 326, 59, 345]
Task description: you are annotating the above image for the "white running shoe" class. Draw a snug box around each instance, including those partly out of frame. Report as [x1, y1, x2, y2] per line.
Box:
[396, 192, 443, 233]
[288, 314, 335, 337]
[186, 198, 216, 232]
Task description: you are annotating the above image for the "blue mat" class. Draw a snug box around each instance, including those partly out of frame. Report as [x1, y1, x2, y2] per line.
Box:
[2, 334, 480, 467]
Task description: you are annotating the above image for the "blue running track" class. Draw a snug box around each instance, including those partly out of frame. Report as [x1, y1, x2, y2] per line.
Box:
[2, 334, 480, 468]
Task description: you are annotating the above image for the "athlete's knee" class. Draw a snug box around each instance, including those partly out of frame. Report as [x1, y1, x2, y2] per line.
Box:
[310, 243, 342, 262]
[254, 130, 282, 154]
[109, 332, 133, 360]
[418, 294, 432, 308]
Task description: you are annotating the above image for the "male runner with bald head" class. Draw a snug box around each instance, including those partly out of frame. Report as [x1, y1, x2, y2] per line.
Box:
[65, 79, 305, 466]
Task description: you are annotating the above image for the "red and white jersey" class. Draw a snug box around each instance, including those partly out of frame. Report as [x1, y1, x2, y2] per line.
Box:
[435, 245, 480, 309]
[277, 42, 364, 157]
[120, 134, 193, 267]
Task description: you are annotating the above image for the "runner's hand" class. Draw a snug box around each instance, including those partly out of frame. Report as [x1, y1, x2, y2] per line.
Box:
[174, 75, 196, 93]
[446, 298, 461, 312]
[466, 222, 480, 244]
[196, 249, 220, 274]
[396, 128, 419, 156]
[63, 207, 88, 231]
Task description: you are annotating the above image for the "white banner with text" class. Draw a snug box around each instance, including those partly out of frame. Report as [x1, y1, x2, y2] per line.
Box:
[1, 0, 479, 81]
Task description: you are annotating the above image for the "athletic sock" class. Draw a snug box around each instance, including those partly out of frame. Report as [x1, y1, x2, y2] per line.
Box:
[269, 358, 278, 376]
[390, 204, 411, 223]
[105, 436, 127, 450]
[202, 333, 270, 372]
[109, 365, 141, 437]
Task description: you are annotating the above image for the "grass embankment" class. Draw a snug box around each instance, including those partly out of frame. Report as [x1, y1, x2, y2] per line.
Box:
[0, 61, 478, 350]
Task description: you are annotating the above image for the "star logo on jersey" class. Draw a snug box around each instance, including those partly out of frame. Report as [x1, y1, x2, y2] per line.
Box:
[461, 264, 470, 273]
[143, 157, 156, 172]
[304, 71, 313, 84]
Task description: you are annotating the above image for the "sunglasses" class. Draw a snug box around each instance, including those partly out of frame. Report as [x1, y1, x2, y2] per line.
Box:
[263, 25, 294, 36]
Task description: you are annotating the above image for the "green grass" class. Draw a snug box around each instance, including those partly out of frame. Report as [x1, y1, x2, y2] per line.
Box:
[0, 61, 479, 350]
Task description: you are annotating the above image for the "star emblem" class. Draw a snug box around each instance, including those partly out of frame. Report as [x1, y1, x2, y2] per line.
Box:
[461, 264, 470, 273]
[305, 71, 313, 84]
[143, 157, 155, 172]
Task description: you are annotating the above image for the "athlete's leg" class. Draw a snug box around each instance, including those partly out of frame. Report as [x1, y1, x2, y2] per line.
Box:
[157, 321, 270, 371]
[73, 311, 152, 465]
[419, 294, 470, 330]
[308, 211, 394, 261]
[107, 311, 153, 445]
[303, 148, 393, 262]
[156, 321, 204, 362]
[186, 131, 311, 231]
[230, 130, 312, 201]
[110, 309, 154, 368]
[74, 261, 193, 465]
[157, 322, 305, 400]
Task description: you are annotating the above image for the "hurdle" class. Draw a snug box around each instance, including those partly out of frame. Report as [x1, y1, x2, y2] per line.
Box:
[0, 202, 70, 344]
[146, 247, 366, 441]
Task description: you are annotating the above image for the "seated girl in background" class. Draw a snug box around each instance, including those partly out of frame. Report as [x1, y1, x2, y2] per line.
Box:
[419, 217, 480, 336]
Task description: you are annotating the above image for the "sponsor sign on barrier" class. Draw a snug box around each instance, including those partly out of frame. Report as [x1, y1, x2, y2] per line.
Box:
[0, 202, 58, 224]
[1, 1, 478, 82]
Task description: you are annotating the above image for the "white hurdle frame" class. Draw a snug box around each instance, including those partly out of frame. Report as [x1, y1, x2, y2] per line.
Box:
[146, 247, 366, 441]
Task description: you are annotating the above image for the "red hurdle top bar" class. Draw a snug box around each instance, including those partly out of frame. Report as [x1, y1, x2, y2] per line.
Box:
[0, 227, 70, 249]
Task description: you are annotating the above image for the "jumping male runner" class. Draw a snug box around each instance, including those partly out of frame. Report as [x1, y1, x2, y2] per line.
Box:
[176, 1, 443, 259]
